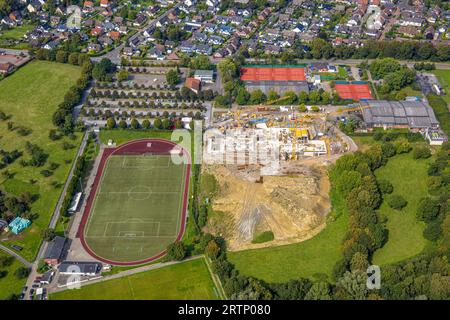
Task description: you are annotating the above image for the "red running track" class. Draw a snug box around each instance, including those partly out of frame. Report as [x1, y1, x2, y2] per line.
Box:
[76, 138, 191, 266]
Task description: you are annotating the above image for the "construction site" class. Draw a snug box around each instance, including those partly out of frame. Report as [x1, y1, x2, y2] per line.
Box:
[204, 104, 353, 172]
[201, 100, 357, 251]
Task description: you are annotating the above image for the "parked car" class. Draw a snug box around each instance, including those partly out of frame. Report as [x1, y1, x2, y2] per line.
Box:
[11, 245, 23, 251]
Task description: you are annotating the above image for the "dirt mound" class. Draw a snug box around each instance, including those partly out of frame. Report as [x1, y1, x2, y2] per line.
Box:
[204, 164, 331, 251]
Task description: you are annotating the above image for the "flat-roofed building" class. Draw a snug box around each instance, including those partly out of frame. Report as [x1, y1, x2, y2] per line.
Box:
[59, 261, 102, 276]
[194, 70, 214, 83]
[360, 100, 439, 131]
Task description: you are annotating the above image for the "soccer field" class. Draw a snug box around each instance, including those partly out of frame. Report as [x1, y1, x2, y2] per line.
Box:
[83, 154, 188, 263]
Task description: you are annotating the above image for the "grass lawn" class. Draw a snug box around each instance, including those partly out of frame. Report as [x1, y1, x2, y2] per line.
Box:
[50, 258, 221, 300]
[398, 86, 422, 97]
[228, 188, 348, 283]
[0, 252, 27, 300]
[99, 129, 173, 146]
[372, 152, 430, 266]
[431, 69, 450, 104]
[0, 61, 82, 261]
[0, 24, 34, 48]
[0, 24, 34, 40]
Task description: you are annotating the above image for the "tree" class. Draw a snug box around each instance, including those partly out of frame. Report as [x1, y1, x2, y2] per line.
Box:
[118, 120, 127, 129]
[55, 51, 68, 63]
[205, 240, 220, 260]
[395, 138, 411, 154]
[106, 117, 116, 129]
[304, 282, 332, 300]
[162, 118, 171, 130]
[428, 274, 450, 299]
[311, 38, 333, 59]
[378, 179, 393, 194]
[249, 89, 266, 105]
[423, 221, 442, 241]
[166, 69, 181, 86]
[350, 252, 369, 272]
[413, 146, 431, 159]
[42, 228, 56, 242]
[14, 267, 30, 279]
[142, 119, 151, 129]
[117, 69, 129, 82]
[92, 58, 114, 81]
[387, 194, 408, 210]
[0, 256, 14, 268]
[381, 142, 396, 158]
[335, 270, 368, 300]
[417, 197, 440, 222]
[166, 241, 186, 261]
[130, 118, 139, 129]
[217, 58, 238, 82]
[153, 118, 163, 129]
[267, 90, 279, 102]
[270, 279, 313, 300]
[282, 91, 297, 105]
[189, 55, 212, 70]
[236, 87, 250, 105]
[68, 52, 79, 65]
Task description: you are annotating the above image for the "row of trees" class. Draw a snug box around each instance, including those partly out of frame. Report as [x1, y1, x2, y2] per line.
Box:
[236, 88, 339, 106]
[59, 133, 93, 218]
[105, 117, 186, 131]
[94, 81, 176, 91]
[83, 109, 202, 120]
[242, 39, 450, 62]
[90, 87, 215, 102]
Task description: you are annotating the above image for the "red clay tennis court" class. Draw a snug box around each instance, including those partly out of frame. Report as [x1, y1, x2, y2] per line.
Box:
[335, 83, 373, 101]
[240, 67, 306, 81]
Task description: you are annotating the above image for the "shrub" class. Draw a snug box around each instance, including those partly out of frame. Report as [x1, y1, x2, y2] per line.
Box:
[423, 221, 442, 241]
[387, 194, 407, 210]
[413, 146, 431, 159]
[40, 169, 53, 177]
[165, 241, 186, 261]
[417, 197, 440, 222]
[378, 179, 393, 194]
[14, 267, 30, 279]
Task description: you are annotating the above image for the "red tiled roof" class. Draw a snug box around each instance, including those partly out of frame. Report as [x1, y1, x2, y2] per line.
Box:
[185, 78, 201, 91]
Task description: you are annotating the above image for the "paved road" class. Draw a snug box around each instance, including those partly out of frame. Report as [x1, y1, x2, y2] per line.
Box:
[49, 255, 204, 295]
[0, 244, 32, 268]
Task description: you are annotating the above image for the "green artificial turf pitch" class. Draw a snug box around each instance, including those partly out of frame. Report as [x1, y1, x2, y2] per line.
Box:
[84, 154, 187, 263]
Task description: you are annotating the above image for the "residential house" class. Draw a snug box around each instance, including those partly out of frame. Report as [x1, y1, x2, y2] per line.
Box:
[148, 44, 165, 60]
[100, 0, 110, 8]
[108, 31, 120, 41]
[83, 1, 94, 13]
[43, 39, 60, 50]
[0, 63, 14, 76]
